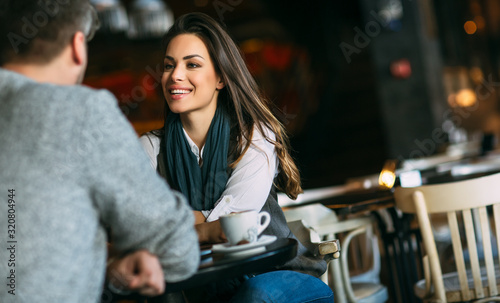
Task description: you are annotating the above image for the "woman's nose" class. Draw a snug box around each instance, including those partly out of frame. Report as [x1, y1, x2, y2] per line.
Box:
[171, 66, 185, 82]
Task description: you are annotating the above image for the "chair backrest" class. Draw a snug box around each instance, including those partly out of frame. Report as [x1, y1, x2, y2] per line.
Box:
[284, 204, 339, 252]
[394, 172, 500, 302]
[283, 203, 387, 303]
[283, 203, 340, 229]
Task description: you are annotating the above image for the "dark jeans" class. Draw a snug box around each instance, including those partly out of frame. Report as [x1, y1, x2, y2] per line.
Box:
[229, 271, 334, 303]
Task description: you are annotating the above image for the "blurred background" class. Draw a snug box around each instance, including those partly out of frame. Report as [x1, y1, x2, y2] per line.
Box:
[84, 0, 500, 189]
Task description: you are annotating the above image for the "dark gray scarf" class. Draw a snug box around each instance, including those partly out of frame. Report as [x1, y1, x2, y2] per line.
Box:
[164, 105, 231, 210]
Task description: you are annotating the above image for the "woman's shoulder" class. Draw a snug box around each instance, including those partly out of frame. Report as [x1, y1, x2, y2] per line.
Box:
[139, 130, 162, 151]
[140, 130, 160, 139]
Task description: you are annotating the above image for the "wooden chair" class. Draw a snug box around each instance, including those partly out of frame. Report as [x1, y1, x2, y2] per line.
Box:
[284, 203, 389, 303]
[394, 172, 500, 302]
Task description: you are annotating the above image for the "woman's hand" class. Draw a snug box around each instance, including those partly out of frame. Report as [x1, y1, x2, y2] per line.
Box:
[195, 220, 227, 244]
[192, 211, 206, 224]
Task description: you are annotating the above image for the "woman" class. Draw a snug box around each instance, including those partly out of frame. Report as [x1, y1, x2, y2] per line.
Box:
[140, 12, 333, 303]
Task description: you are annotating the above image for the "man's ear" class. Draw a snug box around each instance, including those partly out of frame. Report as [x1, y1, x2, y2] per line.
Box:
[71, 31, 87, 66]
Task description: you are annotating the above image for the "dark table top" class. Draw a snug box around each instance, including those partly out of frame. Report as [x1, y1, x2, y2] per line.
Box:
[418, 167, 500, 185]
[277, 154, 500, 216]
[106, 238, 298, 302]
[164, 238, 298, 293]
[282, 163, 500, 216]
[282, 188, 395, 215]
[400, 153, 500, 185]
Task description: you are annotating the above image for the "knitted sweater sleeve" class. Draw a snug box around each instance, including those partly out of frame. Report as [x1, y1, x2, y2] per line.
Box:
[83, 90, 199, 282]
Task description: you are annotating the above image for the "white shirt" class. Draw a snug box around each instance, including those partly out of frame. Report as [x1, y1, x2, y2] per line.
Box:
[139, 125, 278, 222]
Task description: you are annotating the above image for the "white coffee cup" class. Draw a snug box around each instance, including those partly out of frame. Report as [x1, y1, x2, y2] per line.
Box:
[219, 210, 271, 246]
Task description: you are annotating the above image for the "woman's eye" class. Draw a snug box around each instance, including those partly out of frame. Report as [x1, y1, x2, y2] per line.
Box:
[187, 63, 200, 68]
[164, 63, 174, 70]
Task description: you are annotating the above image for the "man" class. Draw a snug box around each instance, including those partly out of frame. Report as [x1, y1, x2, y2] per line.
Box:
[0, 1, 199, 302]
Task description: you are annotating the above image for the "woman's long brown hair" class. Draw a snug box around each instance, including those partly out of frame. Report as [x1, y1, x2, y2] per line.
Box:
[161, 12, 302, 199]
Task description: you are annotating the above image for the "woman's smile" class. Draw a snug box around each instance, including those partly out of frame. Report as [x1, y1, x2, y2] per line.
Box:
[167, 86, 193, 100]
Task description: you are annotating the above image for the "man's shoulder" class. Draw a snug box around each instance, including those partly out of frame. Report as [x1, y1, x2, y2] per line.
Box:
[40, 83, 115, 101]
[0, 68, 117, 106]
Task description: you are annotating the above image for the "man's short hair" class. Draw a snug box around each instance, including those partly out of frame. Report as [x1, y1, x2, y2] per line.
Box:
[0, 0, 99, 65]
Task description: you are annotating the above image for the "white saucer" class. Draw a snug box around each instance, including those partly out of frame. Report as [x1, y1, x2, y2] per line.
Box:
[212, 235, 277, 255]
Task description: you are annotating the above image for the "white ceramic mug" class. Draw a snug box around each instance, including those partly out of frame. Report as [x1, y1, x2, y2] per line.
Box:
[219, 210, 271, 246]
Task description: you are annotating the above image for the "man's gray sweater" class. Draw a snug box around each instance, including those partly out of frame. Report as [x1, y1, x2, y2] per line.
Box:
[0, 68, 199, 302]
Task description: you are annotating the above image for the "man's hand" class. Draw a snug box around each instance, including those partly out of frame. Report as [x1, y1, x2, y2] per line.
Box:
[107, 250, 165, 297]
[195, 220, 227, 244]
